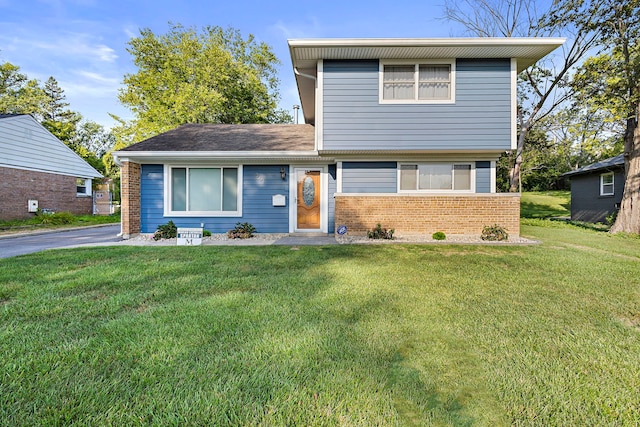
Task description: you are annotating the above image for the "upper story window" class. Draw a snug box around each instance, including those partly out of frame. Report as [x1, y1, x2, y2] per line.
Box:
[165, 166, 242, 217]
[380, 60, 455, 104]
[399, 163, 473, 192]
[600, 172, 614, 196]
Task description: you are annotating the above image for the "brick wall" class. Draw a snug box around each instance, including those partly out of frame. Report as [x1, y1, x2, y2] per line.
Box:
[120, 161, 141, 238]
[334, 193, 521, 236]
[0, 166, 93, 220]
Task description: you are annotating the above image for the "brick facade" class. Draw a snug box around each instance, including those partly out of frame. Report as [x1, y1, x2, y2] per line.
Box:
[334, 193, 521, 236]
[120, 161, 141, 238]
[0, 166, 93, 220]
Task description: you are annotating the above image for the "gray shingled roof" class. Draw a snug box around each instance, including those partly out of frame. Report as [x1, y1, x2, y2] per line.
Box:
[562, 154, 624, 177]
[120, 123, 316, 152]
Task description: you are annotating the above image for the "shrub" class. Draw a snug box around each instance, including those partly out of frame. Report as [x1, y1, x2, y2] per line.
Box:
[35, 210, 74, 225]
[481, 224, 509, 241]
[203, 229, 212, 237]
[154, 220, 177, 240]
[432, 231, 446, 241]
[228, 222, 256, 239]
[605, 210, 618, 226]
[367, 223, 395, 240]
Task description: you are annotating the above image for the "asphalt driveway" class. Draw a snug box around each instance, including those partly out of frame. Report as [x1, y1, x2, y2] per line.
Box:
[0, 224, 121, 259]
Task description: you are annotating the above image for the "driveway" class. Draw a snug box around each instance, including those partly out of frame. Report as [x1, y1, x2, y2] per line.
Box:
[0, 224, 121, 259]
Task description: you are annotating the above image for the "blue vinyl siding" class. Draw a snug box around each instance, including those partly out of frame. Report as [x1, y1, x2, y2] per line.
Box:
[322, 59, 511, 151]
[341, 162, 397, 193]
[140, 164, 290, 233]
[476, 161, 491, 193]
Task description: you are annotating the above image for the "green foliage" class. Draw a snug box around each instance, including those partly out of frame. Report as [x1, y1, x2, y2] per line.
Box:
[203, 229, 212, 237]
[481, 224, 509, 241]
[606, 209, 619, 226]
[0, 62, 49, 117]
[432, 231, 446, 240]
[153, 220, 177, 240]
[34, 210, 74, 225]
[227, 222, 256, 239]
[367, 223, 395, 240]
[114, 24, 292, 146]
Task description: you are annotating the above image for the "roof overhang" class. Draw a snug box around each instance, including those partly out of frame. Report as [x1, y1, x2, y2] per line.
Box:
[289, 37, 565, 124]
[112, 150, 326, 165]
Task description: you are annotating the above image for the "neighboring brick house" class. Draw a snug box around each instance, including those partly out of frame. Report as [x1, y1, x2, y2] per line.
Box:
[562, 154, 625, 223]
[113, 37, 564, 238]
[0, 114, 102, 220]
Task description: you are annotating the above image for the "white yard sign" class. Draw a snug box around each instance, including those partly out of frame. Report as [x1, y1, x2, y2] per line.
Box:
[177, 228, 203, 246]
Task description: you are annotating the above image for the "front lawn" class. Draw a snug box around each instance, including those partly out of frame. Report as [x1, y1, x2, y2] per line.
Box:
[0, 212, 120, 235]
[1, 222, 639, 425]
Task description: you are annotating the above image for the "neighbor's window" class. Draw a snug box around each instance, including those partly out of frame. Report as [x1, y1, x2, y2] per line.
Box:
[600, 172, 614, 196]
[169, 166, 240, 215]
[400, 163, 472, 191]
[381, 61, 454, 103]
[76, 178, 91, 196]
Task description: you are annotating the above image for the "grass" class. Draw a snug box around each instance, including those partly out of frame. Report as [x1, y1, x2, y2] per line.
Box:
[0, 212, 120, 234]
[1, 222, 640, 425]
[520, 191, 571, 218]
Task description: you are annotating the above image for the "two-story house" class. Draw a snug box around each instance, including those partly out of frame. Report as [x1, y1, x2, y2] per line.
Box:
[113, 38, 563, 238]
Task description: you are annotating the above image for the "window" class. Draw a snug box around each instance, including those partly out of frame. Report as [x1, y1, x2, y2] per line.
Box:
[76, 178, 91, 196]
[399, 163, 472, 191]
[167, 166, 241, 216]
[381, 61, 454, 103]
[600, 172, 614, 196]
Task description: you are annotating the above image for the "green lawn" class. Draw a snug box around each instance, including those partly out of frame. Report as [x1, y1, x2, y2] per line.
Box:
[520, 191, 571, 218]
[0, 212, 120, 234]
[1, 222, 640, 425]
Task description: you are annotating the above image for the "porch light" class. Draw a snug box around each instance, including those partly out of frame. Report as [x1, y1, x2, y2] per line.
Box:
[280, 167, 286, 180]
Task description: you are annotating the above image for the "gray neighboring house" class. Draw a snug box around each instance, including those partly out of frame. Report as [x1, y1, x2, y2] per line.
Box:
[0, 114, 103, 220]
[563, 154, 625, 223]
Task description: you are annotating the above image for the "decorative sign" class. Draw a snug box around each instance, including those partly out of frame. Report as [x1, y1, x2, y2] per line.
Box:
[177, 227, 203, 246]
[303, 176, 315, 206]
[337, 225, 348, 235]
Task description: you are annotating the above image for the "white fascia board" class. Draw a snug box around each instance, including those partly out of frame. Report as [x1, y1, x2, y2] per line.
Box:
[288, 37, 567, 47]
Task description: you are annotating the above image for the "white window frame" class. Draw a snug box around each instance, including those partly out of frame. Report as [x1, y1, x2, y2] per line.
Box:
[164, 165, 243, 217]
[76, 178, 92, 197]
[379, 59, 456, 104]
[600, 172, 614, 196]
[397, 162, 475, 193]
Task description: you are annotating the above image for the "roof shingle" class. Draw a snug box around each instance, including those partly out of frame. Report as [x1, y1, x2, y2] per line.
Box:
[120, 123, 316, 152]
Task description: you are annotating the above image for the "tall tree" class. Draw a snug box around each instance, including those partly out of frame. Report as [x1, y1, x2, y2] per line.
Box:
[41, 77, 81, 145]
[445, 0, 600, 192]
[0, 61, 49, 118]
[563, 0, 640, 232]
[114, 24, 292, 146]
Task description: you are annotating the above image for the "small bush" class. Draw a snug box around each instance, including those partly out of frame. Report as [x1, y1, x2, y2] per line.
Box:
[35, 210, 74, 225]
[481, 224, 509, 241]
[367, 223, 395, 240]
[432, 231, 446, 241]
[605, 210, 618, 226]
[154, 220, 177, 240]
[203, 229, 212, 237]
[228, 222, 256, 239]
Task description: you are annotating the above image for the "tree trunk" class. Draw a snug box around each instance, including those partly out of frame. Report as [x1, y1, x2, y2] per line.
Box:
[509, 124, 529, 192]
[610, 116, 640, 234]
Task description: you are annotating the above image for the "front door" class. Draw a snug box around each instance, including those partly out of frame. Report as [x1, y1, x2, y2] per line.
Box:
[296, 169, 321, 230]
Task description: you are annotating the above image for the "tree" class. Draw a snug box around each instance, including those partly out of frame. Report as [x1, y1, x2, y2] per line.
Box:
[444, 0, 600, 192]
[0, 61, 49, 118]
[567, 0, 640, 233]
[114, 24, 292, 146]
[41, 77, 82, 145]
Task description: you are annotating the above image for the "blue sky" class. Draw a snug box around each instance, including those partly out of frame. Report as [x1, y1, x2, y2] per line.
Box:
[0, 0, 466, 128]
